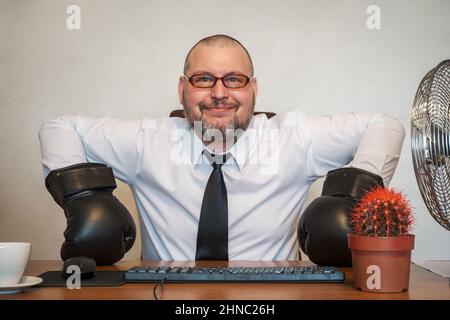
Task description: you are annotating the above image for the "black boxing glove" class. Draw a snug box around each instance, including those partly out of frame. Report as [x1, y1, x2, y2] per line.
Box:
[45, 163, 136, 265]
[297, 167, 384, 267]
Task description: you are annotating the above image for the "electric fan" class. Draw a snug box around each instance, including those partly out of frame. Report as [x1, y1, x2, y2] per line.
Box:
[411, 59, 450, 230]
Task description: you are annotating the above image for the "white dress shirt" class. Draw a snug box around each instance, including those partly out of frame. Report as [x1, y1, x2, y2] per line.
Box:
[39, 111, 405, 260]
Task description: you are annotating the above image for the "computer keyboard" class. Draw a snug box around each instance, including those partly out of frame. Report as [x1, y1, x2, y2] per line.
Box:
[125, 266, 345, 283]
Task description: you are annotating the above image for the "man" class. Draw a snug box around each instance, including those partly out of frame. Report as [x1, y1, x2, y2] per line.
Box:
[39, 34, 405, 265]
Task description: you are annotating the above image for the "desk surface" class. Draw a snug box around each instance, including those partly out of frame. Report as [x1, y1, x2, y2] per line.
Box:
[2, 260, 449, 300]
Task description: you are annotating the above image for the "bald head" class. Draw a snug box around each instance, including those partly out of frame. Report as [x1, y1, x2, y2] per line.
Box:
[183, 34, 254, 76]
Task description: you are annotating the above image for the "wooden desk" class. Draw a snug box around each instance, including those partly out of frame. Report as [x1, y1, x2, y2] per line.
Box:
[2, 260, 449, 300]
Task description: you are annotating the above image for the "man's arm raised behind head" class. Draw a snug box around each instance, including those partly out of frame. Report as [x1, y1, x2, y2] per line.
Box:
[303, 112, 406, 186]
[38, 115, 142, 185]
[350, 113, 406, 186]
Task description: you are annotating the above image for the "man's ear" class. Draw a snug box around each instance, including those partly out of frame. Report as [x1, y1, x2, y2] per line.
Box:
[251, 77, 258, 98]
[178, 76, 186, 106]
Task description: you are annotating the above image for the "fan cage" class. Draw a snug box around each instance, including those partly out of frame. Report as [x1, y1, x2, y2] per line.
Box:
[411, 59, 450, 230]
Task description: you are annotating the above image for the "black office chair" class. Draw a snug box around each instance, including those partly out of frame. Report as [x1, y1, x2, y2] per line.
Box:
[169, 109, 276, 119]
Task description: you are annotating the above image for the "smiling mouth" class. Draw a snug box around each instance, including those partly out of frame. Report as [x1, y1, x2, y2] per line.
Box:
[204, 105, 236, 113]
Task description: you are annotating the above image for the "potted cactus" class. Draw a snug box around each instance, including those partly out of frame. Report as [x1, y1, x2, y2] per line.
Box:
[347, 186, 415, 293]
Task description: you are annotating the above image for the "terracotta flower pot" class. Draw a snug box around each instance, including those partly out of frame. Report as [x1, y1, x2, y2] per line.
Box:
[347, 234, 415, 293]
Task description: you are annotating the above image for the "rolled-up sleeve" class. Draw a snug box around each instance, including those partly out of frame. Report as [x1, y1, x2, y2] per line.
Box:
[38, 115, 142, 185]
[303, 112, 405, 185]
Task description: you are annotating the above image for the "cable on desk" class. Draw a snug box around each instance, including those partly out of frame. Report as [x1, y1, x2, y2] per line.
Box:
[152, 276, 166, 300]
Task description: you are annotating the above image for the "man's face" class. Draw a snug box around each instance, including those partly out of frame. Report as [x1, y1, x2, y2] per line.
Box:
[178, 44, 258, 139]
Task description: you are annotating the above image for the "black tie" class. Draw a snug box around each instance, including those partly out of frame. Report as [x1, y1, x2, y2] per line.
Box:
[195, 152, 229, 260]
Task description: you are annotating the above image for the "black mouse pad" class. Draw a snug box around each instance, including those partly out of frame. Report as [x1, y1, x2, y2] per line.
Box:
[37, 271, 125, 287]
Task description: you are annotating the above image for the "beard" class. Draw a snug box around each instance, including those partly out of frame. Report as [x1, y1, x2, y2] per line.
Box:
[198, 101, 241, 143]
[183, 94, 256, 144]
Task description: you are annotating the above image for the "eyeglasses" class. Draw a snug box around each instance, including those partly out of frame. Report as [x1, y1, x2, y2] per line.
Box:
[185, 73, 252, 89]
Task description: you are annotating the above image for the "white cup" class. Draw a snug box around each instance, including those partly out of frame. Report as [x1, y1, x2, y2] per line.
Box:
[0, 242, 31, 285]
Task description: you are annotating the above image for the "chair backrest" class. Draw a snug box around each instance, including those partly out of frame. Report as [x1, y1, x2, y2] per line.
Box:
[169, 109, 276, 119]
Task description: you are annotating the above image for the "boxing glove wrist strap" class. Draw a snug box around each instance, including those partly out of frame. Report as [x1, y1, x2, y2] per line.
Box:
[322, 167, 384, 201]
[45, 163, 117, 207]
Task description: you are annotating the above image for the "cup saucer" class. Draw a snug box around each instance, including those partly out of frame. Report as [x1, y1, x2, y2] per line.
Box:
[0, 276, 43, 294]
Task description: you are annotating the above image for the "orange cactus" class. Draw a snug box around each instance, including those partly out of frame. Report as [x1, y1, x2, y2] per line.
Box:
[351, 186, 414, 237]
